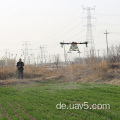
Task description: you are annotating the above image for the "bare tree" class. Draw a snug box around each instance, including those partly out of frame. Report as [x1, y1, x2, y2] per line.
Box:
[53, 54, 60, 69]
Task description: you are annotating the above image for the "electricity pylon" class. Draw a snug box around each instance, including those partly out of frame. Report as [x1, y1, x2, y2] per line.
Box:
[83, 6, 96, 57]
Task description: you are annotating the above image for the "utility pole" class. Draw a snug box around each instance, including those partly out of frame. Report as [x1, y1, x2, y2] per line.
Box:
[5, 49, 8, 65]
[63, 41, 67, 64]
[97, 50, 100, 58]
[40, 46, 43, 64]
[79, 52, 81, 58]
[78, 51, 82, 63]
[83, 6, 96, 57]
[104, 30, 109, 55]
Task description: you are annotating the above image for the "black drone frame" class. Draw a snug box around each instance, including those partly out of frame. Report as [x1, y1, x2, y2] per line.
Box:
[60, 42, 88, 47]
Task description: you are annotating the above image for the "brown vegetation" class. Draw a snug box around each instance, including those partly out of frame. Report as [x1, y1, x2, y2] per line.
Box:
[0, 60, 120, 85]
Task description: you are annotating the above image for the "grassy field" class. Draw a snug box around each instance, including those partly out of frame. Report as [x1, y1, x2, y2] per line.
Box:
[0, 81, 120, 120]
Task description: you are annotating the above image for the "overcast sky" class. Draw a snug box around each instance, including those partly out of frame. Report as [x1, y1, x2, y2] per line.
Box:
[0, 0, 120, 62]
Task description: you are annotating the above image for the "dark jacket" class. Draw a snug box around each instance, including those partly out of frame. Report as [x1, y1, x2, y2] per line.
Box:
[17, 62, 24, 70]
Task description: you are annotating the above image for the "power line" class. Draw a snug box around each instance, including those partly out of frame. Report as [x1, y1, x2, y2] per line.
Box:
[43, 16, 82, 41]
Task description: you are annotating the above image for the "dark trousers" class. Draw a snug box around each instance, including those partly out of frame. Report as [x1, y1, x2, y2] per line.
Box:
[18, 70, 23, 79]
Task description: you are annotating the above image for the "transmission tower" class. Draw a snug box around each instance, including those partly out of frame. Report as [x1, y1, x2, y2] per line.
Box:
[83, 6, 96, 57]
[39, 46, 47, 64]
[22, 41, 30, 64]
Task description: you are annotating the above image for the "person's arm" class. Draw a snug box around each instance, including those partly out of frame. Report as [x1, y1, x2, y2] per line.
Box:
[17, 62, 20, 68]
[23, 62, 24, 66]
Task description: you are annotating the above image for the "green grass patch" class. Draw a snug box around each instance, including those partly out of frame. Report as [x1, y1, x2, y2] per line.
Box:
[0, 81, 120, 120]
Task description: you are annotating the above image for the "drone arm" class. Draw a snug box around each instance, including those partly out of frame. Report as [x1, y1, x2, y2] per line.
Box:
[60, 42, 88, 47]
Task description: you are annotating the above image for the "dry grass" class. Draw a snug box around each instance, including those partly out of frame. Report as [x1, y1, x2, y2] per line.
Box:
[0, 61, 120, 85]
[23, 65, 59, 78]
[58, 61, 120, 85]
[0, 66, 16, 79]
[0, 65, 59, 80]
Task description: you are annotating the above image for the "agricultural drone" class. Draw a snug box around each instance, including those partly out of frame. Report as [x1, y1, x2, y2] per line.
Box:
[60, 41, 88, 53]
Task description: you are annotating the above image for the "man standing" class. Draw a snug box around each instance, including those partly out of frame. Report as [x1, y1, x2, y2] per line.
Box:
[17, 58, 24, 79]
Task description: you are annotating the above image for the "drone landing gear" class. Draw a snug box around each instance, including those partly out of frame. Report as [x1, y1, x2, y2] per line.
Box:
[68, 49, 81, 53]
